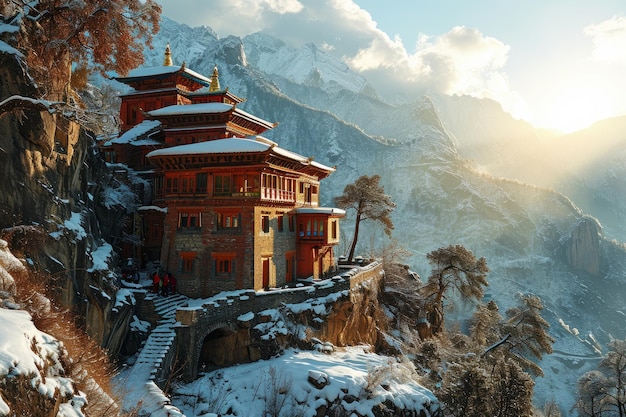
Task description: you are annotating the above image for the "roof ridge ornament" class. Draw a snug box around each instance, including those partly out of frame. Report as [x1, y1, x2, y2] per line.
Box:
[164, 44, 173, 66]
[209, 65, 220, 92]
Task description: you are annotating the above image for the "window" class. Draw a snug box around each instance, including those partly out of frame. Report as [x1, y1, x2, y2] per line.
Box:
[183, 258, 194, 272]
[153, 176, 164, 199]
[216, 258, 231, 273]
[216, 212, 240, 230]
[299, 217, 325, 238]
[212, 252, 236, 277]
[262, 215, 270, 233]
[179, 252, 196, 273]
[332, 220, 338, 239]
[178, 211, 201, 229]
[180, 176, 195, 194]
[104, 150, 116, 163]
[277, 215, 284, 232]
[214, 174, 232, 195]
[166, 177, 179, 194]
[196, 173, 207, 193]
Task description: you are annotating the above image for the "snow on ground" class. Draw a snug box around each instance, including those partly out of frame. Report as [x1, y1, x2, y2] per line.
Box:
[171, 346, 439, 417]
[0, 308, 87, 416]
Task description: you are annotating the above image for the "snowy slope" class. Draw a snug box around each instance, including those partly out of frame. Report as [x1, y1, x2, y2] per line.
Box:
[172, 347, 439, 417]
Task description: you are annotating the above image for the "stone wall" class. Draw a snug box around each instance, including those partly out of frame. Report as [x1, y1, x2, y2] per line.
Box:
[174, 261, 383, 381]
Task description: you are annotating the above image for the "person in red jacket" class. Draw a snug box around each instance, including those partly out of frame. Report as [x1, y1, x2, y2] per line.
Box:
[162, 272, 170, 296]
[152, 271, 160, 294]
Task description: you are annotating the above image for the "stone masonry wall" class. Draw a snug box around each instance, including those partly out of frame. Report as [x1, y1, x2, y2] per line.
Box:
[175, 261, 383, 381]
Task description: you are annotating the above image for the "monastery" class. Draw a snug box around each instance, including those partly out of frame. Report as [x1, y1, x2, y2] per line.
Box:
[103, 46, 345, 297]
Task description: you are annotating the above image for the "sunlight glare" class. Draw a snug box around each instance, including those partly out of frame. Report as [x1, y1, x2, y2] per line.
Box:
[542, 87, 614, 133]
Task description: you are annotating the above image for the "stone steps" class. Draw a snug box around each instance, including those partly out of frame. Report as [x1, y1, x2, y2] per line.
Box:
[132, 293, 190, 380]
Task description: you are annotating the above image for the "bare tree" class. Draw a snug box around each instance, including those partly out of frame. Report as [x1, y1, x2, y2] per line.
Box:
[334, 174, 395, 263]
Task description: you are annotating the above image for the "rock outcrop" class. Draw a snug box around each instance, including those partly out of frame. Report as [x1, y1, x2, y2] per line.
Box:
[0, 47, 132, 353]
[563, 216, 602, 276]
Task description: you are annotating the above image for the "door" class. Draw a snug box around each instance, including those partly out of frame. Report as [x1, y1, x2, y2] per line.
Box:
[262, 258, 270, 289]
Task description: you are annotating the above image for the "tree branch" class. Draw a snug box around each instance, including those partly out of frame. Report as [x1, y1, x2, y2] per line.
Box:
[483, 333, 511, 356]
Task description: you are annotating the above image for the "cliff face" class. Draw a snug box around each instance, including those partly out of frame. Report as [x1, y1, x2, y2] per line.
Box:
[0, 51, 131, 351]
[563, 216, 602, 276]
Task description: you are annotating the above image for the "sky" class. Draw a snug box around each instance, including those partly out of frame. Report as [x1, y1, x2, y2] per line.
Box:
[155, 0, 626, 132]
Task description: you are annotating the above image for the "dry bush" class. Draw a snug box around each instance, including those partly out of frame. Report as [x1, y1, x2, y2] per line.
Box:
[1, 225, 48, 259]
[1, 373, 62, 417]
[3, 239, 124, 416]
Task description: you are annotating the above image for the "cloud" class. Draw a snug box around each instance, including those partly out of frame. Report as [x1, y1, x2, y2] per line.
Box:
[584, 15, 626, 65]
[157, 0, 523, 114]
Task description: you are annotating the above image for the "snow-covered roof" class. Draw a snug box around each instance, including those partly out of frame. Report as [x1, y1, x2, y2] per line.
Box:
[106, 120, 162, 146]
[118, 65, 211, 86]
[138, 205, 168, 213]
[147, 138, 270, 157]
[294, 207, 346, 216]
[147, 102, 232, 117]
[147, 103, 275, 129]
[146, 137, 335, 172]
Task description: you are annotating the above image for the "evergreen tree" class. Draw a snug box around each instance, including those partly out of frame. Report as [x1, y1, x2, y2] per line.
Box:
[438, 356, 492, 417]
[422, 244, 489, 334]
[494, 294, 555, 376]
[334, 174, 395, 262]
[575, 370, 611, 417]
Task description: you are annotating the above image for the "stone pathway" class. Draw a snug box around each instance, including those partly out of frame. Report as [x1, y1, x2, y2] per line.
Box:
[122, 293, 189, 417]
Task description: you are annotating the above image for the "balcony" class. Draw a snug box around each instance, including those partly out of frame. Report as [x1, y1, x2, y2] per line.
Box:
[260, 187, 295, 203]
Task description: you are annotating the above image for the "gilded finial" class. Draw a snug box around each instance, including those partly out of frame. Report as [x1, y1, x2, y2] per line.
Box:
[209, 65, 220, 92]
[164, 44, 173, 66]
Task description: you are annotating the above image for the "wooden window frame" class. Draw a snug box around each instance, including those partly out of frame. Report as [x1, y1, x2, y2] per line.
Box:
[178, 211, 202, 229]
[179, 251, 196, 273]
[216, 211, 241, 231]
[212, 252, 236, 277]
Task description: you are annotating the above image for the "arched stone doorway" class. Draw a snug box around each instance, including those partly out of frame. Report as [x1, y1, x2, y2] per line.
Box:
[197, 326, 252, 373]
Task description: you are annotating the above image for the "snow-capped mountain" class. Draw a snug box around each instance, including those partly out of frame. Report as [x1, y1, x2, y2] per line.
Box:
[121, 17, 626, 413]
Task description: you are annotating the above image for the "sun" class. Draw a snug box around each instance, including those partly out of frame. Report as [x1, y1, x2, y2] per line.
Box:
[541, 86, 615, 133]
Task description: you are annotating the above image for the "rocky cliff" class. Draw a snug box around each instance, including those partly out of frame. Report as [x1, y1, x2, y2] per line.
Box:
[0, 50, 132, 353]
[563, 216, 602, 276]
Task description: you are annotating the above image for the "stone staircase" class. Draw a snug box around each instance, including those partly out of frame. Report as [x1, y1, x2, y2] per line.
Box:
[125, 293, 189, 416]
[135, 293, 188, 376]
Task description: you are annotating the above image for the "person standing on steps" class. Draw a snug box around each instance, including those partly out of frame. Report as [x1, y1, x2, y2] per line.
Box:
[152, 271, 160, 294]
[170, 273, 177, 294]
[162, 272, 170, 296]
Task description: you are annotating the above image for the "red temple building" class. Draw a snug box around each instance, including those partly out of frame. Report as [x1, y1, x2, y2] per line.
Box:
[105, 46, 345, 297]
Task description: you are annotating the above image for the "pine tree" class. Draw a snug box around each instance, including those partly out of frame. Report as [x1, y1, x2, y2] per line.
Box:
[575, 370, 612, 417]
[421, 244, 489, 334]
[438, 356, 492, 417]
[334, 174, 395, 262]
[498, 294, 555, 376]
[601, 339, 626, 416]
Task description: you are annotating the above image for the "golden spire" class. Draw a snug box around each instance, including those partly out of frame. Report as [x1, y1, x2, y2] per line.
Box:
[209, 65, 220, 92]
[163, 44, 173, 66]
